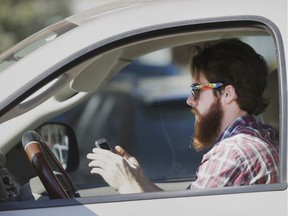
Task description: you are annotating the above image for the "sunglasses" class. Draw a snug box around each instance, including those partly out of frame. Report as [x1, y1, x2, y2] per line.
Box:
[190, 83, 224, 100]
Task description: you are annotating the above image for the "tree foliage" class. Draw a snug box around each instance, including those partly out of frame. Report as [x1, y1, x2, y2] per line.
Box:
[0, 0, 71, 53]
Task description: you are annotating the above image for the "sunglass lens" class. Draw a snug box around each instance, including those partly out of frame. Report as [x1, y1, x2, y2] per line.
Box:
[190, 87, 198, 99]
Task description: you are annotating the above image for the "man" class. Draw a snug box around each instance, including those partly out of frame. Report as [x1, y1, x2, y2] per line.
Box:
[87, 39, 279, 193]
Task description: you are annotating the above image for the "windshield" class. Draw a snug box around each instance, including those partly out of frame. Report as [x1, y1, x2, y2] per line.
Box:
[0, 20, 77, 72]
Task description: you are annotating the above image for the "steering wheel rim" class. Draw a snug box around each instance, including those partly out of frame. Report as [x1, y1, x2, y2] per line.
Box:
[22, 131, 80, 199]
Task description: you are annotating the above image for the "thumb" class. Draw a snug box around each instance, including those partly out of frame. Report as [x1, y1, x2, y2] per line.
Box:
[114, 145, 128, 157]
[114, 145, 139, 168]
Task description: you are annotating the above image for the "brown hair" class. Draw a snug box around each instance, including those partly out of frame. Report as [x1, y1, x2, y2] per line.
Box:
[190, 39, 269, 115]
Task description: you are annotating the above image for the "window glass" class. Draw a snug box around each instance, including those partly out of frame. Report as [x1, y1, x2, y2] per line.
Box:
[52, 33, 279, 192]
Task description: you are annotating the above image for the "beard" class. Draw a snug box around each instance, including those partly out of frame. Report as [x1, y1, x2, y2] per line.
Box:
[191, 97, 223, 151]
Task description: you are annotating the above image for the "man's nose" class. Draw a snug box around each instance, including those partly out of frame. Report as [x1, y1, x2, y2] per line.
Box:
[186, 95, 197, 107]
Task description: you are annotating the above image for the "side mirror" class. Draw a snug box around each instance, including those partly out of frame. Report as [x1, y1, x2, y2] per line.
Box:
[36, 123, 79, 172]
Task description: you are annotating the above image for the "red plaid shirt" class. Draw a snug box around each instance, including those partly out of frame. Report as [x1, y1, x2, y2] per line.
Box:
[190, 115, 279, 189]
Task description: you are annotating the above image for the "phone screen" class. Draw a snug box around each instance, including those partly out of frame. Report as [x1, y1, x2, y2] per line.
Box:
[95, 138, 114, 152]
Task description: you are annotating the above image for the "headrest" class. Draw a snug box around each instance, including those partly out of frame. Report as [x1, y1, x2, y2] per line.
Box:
[262, 69, 279, 129]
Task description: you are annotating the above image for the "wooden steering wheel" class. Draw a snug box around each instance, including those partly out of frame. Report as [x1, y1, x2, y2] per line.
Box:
[22, 131, 80, 199]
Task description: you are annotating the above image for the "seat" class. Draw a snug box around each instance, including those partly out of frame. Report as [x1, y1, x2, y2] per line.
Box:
[261, 68, 279, 130]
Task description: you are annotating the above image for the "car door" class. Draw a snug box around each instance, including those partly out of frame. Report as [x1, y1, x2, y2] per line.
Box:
[0, 0, 286, 215]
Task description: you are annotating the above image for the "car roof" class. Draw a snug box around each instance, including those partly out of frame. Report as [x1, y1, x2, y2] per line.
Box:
[66, 0, 155, 26]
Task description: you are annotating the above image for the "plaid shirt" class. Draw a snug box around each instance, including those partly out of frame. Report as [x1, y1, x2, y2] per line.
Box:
[190, 115, 279, 189]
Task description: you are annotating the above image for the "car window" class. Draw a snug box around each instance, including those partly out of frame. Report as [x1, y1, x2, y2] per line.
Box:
[49, 31, 280, 194]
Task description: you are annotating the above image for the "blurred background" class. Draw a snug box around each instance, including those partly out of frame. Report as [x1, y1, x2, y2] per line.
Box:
[0, 0, 99, 53]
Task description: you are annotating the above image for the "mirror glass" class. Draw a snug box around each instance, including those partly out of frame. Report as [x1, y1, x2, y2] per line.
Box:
[36, 124, 69, 169]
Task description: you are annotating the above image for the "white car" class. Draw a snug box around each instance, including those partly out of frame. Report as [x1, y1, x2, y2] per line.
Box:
[0, 0, 286, 215]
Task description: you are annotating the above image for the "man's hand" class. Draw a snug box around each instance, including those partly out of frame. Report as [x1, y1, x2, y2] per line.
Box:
[87, 145, 145, 193]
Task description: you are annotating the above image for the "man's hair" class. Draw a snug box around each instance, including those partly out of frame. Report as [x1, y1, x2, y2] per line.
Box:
[190, 38, 269, 115]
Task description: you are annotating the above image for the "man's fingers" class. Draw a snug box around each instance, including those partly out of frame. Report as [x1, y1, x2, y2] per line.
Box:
[90, 167, 104, 175]
[88, 159, 107, 168]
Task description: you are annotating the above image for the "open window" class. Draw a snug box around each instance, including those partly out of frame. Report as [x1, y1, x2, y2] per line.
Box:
[45, 21, 283, 197]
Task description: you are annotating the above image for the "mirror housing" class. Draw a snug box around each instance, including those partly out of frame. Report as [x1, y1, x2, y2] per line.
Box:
[36, 122, 79, 172]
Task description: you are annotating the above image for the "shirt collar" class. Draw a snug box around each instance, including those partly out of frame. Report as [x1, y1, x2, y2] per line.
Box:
[216, 114, 254, 144]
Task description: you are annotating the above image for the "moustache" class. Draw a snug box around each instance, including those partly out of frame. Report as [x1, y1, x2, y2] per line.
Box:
[191, 107, 200, 120]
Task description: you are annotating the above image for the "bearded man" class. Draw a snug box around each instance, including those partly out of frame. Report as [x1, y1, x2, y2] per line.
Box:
[87, 39, 279, 193]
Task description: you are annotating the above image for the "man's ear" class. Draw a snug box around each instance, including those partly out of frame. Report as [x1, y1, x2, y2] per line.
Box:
[223, 85, 237, 104]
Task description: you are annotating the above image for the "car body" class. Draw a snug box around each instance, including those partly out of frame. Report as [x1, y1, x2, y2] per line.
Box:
[0, 0, 287, 215]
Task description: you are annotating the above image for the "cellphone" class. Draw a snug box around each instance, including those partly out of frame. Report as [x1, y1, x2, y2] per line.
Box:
[95, 138, 114, 152]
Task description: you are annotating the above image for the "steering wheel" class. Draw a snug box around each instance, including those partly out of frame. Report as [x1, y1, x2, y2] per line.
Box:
[22, 131, 80, 199]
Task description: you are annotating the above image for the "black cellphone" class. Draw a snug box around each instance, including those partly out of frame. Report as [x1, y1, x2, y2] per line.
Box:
[95, 138, 114, 152]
